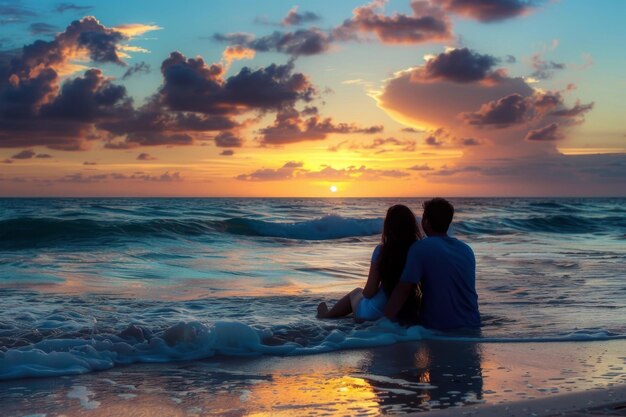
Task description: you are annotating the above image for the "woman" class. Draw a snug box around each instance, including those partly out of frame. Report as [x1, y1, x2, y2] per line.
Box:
[317, 204, 422, 322]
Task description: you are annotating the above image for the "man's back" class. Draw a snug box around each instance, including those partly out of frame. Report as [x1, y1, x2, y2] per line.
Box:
[400, 236, 480, 330]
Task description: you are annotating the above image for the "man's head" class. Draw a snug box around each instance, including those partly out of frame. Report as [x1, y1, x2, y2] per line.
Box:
[422, 198, 454, 235]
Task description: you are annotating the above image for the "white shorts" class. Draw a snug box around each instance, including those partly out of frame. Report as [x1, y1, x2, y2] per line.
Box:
[355, 290, 388, 321]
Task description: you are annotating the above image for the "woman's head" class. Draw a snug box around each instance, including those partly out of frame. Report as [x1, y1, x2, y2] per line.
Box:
[381, 204, 421, 246]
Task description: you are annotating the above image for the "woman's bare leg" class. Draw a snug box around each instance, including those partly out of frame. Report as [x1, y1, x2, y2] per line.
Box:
[317, 288, 362, 318]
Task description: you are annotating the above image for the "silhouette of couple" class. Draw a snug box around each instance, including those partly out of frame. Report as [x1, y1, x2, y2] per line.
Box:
[317, 198, 480, 331]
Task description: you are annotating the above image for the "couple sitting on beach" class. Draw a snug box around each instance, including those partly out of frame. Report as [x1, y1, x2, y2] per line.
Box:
[317, 198, 481, 331]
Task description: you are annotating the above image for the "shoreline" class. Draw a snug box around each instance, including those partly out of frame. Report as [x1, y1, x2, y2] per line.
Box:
[416, 384, 626, 417]
[1, 339, 624, 416]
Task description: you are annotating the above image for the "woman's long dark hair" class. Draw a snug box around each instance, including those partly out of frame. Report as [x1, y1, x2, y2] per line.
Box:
[379, 204, 421, 295]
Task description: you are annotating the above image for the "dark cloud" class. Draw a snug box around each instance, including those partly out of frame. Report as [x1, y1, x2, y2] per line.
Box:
[549, 101, 594, 119]
[425, 136, 443, 146]
[461, 91, 593, 129]
[424, 128, 449, 146]
[259, 107, 383, 145]
[122, 61, 150, 80]
[215, 28, 332, 56]
[0, 17, 135, 149]
[137, 152, 156, 161]
[0, 4, 37, 24]
[77, 28, 124, 64]
[29, 22, 59, 36]
[534, 92, 562, 109]
[36, 153, 52, 158]
[440, 0, 543, 22]
[531, 52, 565, 80]
[411, 48, 500, 83]
[460, 137, 481, 146]
[401, 127, 424, 133]
[333, 0, 451, 44]
[214, 131, 243, 148]
[57, 170, 182, 183]
[104, 132, 193, 149]
[220, 149, 234, 156]
[83, 161, 96, 165]
[160, 52, 314, 113]
[525, 122, 561, 141]
[282, 7, 321, 26]
[41, 68, 130, 121]
[98, 102, 237, 147]
[97, 51, 319, 149]
[460, 93, 529, 128]
[10, 149, 36, 159]
[54, 3, 93, 13]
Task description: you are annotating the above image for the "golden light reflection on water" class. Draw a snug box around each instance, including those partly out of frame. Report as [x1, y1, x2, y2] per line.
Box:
[245, 375, 380, 417]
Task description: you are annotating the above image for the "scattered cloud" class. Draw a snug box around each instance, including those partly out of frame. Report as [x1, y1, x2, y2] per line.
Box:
[236, 161, 408, 181]
[54, 3, 94, 14]
[215, 28, 333, 56]
[410, 48, 501, 83]
[29, 22, 59, 36]
[10, 149, 36, 159]
[0, 16, 158, 150]
[440, 0, 544, 22]
[460, 93, 530, 128]
[333, 0, 452, 44]
[531, 52, 565, 80]
[159, 52, 315, 113]
[121, 61, 150, 80]
[460, 137, 481, 146]
[0, 3, 37, 24]
[214, 131, 243, 147]
[525, 122, 561, 141]
[258, 107, 383, 145]
[282, 7, 321, 26]
[137, 152, 156, 160]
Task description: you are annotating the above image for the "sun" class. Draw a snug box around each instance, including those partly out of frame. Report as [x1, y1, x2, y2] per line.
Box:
[330, 185, 338, 193]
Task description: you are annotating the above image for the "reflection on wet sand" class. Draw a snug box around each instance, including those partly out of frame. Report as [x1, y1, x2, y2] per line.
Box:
[0, 341, 485, 416]
[1, 340, 624, 416]
[360, 340, 483, 412]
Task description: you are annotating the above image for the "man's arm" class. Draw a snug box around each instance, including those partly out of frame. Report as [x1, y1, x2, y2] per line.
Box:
[384, 281, 412, 319]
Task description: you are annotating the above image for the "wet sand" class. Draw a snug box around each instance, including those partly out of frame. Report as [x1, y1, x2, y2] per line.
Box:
[1, 339, 624, 416]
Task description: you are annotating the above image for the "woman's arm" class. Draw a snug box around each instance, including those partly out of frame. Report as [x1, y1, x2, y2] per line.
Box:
[362, 260, 381, 298]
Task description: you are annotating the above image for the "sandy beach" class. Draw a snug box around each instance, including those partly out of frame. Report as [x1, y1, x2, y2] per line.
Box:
[1, 339, 624, 416]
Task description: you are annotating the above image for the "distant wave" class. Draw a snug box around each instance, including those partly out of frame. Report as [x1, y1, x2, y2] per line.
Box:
[2, 210, 624, 249]
[220, 215, 383, 240]
[0, 215, 383, 248]
[454, 214, 626, 235]
[1, 319, 625, 380]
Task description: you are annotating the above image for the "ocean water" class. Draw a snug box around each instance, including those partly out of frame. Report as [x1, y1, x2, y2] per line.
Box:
[0, 197, 625, 381]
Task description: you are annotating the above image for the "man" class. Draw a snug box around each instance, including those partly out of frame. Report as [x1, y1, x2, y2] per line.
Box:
[384, 198, 481, 330]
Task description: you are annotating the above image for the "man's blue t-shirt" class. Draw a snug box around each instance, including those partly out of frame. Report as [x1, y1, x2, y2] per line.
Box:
[400, 236, 480, 330]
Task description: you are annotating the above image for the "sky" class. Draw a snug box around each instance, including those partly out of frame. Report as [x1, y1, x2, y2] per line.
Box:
[0, 0, 624, 197]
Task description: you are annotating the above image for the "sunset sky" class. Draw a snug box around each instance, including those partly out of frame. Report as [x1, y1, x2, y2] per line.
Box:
[0, 0, 624, 197]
